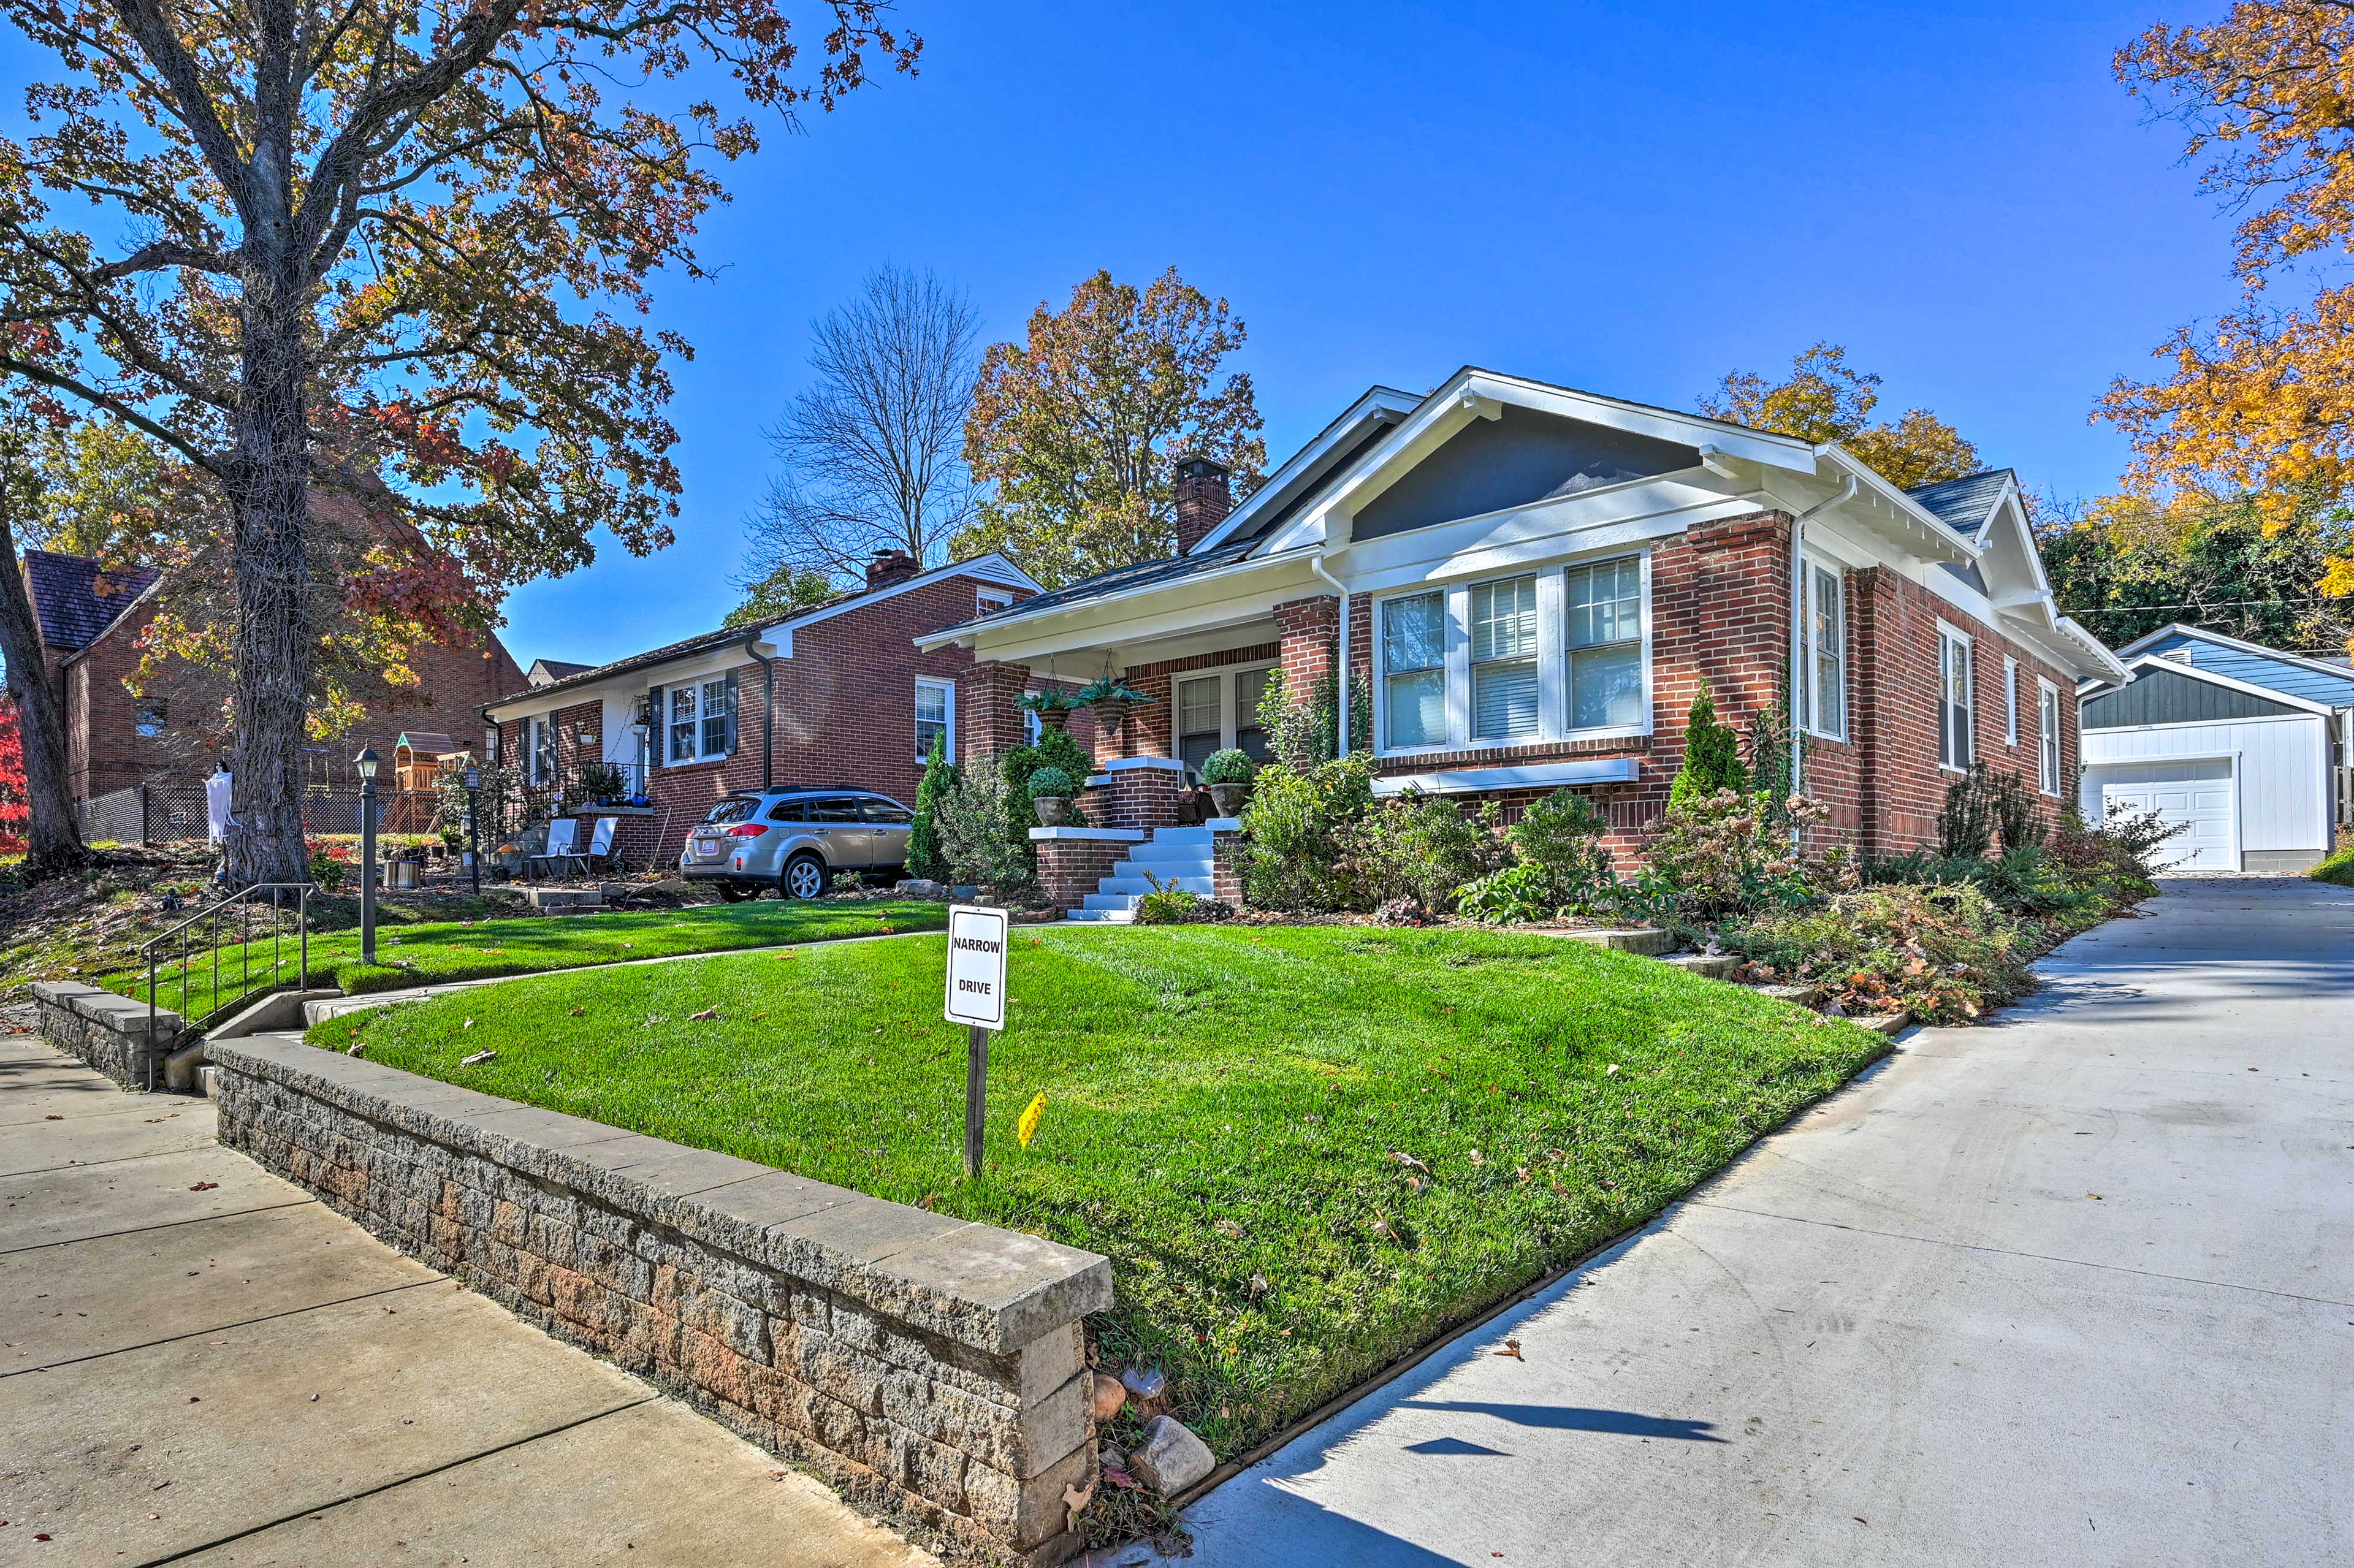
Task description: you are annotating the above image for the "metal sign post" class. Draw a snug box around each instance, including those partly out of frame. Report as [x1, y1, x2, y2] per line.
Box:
[943, 904, 1010, 1180]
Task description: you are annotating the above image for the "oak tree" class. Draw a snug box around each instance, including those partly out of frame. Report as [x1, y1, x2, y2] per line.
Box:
[2100, 1, 2354, 640]
[0, 0, 918, 882]
[1701, 343, 1982, 490]
[958, 267, 1266, 588]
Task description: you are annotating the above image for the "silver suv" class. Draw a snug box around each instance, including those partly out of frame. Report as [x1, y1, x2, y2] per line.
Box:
[677, 788, 917, 901]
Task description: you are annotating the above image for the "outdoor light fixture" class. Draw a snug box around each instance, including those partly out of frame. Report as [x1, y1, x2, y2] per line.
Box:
[354, 746, 380, 781]
[464, 764, 481, 790]
[355, 748, 381, 964]
[463, 764, 483, 894]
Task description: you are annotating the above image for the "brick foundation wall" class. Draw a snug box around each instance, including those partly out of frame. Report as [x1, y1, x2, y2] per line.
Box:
[210, 1035, 1111, 1565]
[1086, 759, 1191, 831]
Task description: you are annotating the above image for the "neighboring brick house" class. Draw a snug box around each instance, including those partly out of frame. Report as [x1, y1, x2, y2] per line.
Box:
[483, 550, 1049, 870]
[917, 370, 2130, 915]
[17, 547, 523, 808]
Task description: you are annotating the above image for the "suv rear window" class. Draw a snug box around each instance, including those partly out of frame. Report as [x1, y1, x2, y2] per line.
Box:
[703, 796, 758, 825]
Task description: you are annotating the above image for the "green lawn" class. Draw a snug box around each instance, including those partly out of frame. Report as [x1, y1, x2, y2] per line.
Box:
[307, 924, 1886, 1463]
[102, 898, 947, 1021]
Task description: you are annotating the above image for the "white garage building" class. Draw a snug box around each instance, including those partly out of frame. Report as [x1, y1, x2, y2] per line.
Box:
[2079, 626, 2354, 873]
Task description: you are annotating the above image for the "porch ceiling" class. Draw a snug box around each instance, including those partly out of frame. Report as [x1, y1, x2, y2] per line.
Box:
[1021, 612, 1284, 680]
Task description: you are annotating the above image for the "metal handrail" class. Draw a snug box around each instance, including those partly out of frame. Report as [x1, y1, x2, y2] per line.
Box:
[142, 882, 313, 1088]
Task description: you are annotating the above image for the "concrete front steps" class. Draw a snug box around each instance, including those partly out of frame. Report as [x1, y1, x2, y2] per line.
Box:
[1067, 825, 1221, 924]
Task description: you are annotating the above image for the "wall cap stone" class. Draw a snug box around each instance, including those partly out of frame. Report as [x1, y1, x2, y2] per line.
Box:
[207, 1033, 1113, 1355]
[1027, 828, 1146, 842]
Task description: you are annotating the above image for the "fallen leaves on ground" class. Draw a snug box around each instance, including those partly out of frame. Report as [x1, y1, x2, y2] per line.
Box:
[1493, 1339, 1524, 1360]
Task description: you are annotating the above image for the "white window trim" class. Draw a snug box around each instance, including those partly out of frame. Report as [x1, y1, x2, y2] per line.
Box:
[2036, 677, 2063, 796]
[1938, 625, 1975, 773]
[915, 677, 955, 765]
[977, 588, 1013, 615]
[2003, 656, 2020, 747]
[1801, 558, 1846, 741]
[1371, 549, 1653, 759]
[668, 677, 733, 766]
[1174, 662, 1279, 761]
[528, 715, 556, 784]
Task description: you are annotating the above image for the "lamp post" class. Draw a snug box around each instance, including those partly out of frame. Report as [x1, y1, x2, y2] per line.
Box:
[355, 747, 380, 965]
[463, 763, 482, 895]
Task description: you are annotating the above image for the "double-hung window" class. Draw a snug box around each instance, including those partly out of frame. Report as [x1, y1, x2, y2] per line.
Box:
[1177, 676, 1223, 772]
[1566, 558, 1645, 730]
[2038, 681, 2062, 795]
[1938, 629, 1974, 769]
[1381, 591, 1447, 750]
[135, 700, 167, 740]
[1802, 563, 1845, 737]
[1469, 574, 1540, 742]
[531, 717, 557, 783]
[915, 678, 953, 764]
[669, 676, 733, 764]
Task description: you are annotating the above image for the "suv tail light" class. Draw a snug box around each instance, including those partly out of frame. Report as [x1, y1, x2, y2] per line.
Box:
[726, 823, 769, 838]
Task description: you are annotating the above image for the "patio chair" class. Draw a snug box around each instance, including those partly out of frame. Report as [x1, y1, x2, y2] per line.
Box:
[525, 817, 578, 881]
[576, 815, 619, 876]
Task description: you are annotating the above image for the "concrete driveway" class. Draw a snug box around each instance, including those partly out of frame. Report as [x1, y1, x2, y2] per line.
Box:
[1155, 877, 2354, 1567]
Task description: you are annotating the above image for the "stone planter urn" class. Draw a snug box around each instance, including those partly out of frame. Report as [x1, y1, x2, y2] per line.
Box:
[1032, 794, 1076, 828]
[1208, 782, 1251, 818]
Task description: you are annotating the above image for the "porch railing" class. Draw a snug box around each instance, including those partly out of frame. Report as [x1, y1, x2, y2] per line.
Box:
[142, 883, 312, 1086]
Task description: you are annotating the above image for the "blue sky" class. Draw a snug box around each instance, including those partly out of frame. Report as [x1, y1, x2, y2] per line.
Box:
[4, 0, 2244, 668]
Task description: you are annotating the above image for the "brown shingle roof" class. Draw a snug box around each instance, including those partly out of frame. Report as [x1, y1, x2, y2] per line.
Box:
[23, 550, 160, 652]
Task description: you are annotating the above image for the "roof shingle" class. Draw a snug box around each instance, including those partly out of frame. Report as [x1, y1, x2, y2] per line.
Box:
[23, 550, 159, 652]
[1904, 470, 2015, 536]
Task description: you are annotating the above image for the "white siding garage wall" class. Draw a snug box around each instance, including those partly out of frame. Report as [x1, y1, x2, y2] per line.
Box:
[2080, 714, 2332, 871]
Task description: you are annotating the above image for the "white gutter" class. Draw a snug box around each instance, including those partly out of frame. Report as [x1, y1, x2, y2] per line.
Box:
[1789, 474, 1857, 806]
[1311, 554, 1351, 755]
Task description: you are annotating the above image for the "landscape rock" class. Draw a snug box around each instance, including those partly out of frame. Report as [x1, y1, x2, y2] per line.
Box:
[1129, 1415, 1214, 1496]
[1089, 1371, 1127, 1420]
[893, 879, 950, 900]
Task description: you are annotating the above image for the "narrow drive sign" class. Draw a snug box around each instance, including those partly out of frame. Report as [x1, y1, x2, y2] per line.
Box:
[945, 904, 1009, 1030]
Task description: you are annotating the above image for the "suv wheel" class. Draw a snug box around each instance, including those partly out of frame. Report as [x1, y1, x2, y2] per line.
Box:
[781, 851, 826, 900]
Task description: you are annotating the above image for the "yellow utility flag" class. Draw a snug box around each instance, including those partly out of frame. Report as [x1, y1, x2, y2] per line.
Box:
[1017, 1092, 1048, 1150]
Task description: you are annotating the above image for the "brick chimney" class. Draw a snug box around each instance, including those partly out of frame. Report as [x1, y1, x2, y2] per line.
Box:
[865, 548, 920, 590]
[1173, 454, 1232, 555]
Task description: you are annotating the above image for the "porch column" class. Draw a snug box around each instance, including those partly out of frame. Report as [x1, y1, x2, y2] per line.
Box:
[1274, 594, 1341, 704]
[956, 659, 1031, 765]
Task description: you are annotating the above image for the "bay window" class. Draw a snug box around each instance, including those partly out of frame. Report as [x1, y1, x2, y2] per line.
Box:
[1802, 563, 1845, 737]
[1469, 574, 1540, 741]
[1375, 552, 1650, 755]
[1938, 628, 1974, 769]
[1381, 590, 1447, 749]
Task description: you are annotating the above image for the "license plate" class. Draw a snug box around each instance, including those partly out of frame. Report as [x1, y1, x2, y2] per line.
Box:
[693, 836, 720, 858]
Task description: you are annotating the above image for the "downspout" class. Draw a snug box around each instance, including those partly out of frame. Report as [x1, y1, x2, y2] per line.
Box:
[1789, 472, 1858, 818]
[744, 631, 775, 790]
[1311, 554, 1350, 756]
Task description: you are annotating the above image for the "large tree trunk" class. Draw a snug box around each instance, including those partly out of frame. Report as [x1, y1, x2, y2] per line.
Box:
[0, 517, 91, 876]
[222, 278, 314, 888]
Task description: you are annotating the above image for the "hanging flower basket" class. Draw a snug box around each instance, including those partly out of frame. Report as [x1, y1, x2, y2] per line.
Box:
[1019, 688, 1084, 734]
[1075, 676, 1152, 735]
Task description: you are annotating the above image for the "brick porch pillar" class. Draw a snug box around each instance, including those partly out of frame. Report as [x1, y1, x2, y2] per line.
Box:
[1275, 593, 1341, 704]
[956, 660, 1032, 765]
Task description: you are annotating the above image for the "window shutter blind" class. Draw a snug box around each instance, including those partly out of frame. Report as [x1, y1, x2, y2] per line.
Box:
[645, 686, 661, 769]
[723, 670, 741, 755]
[1472, 663, 1539, 739]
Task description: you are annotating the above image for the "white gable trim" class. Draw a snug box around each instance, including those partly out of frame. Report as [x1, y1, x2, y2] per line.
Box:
[2111, 653, 2339, 717]
[763, 552, 1038, 657]
[1192, 386, 1421, 555]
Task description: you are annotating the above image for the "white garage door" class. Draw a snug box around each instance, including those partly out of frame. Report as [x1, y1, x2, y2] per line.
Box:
[2089, 759, 2237, 871]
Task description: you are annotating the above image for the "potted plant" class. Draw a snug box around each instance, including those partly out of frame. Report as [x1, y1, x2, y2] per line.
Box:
[1018, 688, 1083, 734]
[1027, 765, 1080, 827]
[577, 761, 625, 804]
[1202, 748, 1255, 816]
[1075, 674, 1152, 734]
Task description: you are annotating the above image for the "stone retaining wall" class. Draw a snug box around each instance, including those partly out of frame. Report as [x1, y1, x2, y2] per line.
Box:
[29, 980, 185, 1090]
[207, 1035, 1111, 1564]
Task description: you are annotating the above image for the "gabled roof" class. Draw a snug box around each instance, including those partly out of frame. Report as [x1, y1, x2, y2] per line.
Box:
[958, 539, 1259, 628]
[527, 658, 594, 687]
[486, 552, 1037, 714]
[2096, 653, 2338, 718]
[2110, 622, 2354, 692]
[1905, 470, 2016, 540]
[23, 550, 159, 653]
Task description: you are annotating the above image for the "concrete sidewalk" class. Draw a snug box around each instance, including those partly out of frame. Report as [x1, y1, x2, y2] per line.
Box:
[1152, 877, 2354, 1567]
[0, 1026, 938, 1567]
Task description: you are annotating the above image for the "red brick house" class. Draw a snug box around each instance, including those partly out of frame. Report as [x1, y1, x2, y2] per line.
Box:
[483, 550, 1045, 869]
[917, 370, 2131, 916]
[18, 547, 524, 815]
